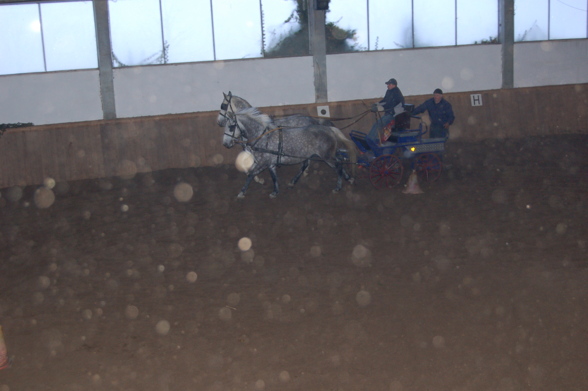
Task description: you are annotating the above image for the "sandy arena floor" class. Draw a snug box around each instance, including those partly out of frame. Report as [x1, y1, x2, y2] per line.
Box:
[1, 134, 587, 391]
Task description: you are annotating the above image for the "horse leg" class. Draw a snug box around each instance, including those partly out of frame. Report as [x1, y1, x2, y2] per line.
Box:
[268, 166, 280, 198]
[288, 160, 309, 188]
[322, 160, 344, 193]
[237, 174, 257, 198]
[341, 164, 355, 184]
[333, 167, 344, 193]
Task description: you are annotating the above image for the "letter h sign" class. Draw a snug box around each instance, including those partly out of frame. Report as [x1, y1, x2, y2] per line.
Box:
[470, 94, 483, 106]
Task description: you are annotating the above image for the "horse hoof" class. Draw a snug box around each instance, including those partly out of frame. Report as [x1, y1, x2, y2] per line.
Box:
[348, 178, 355, 185]
[332, 188, 341, 194]
[287, 182, 295, 188]
[269, 192, 278, 198]
[237, 192, 246, 199]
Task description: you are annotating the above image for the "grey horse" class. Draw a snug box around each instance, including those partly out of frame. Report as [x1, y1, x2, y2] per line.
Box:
[217, 91, 335, 185]
[223, 107, 356, 198]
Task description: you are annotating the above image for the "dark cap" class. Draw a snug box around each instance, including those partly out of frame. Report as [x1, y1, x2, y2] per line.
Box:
[434, 88, 443, 94]
[385, 78, 398, 85]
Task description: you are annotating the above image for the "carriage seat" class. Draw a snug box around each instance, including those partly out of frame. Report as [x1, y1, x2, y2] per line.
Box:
[382, 105, 413, 143]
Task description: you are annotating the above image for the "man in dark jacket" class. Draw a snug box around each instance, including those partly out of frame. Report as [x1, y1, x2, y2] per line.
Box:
[367, 78, 405, 144]
[412, 88, 454, 139]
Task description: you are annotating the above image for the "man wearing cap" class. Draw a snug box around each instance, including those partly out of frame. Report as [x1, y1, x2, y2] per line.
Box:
[412, 88, 455, 139]
[368, 78, 405, 143]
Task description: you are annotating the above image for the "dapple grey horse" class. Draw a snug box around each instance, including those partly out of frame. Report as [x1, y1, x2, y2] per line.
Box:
[223, 107, 356, 198]
[217, 91, 335, 186]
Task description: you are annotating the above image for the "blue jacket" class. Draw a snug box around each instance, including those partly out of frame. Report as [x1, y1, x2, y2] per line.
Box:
[379, 87, 405, 115]
[413, 98, 455, 127]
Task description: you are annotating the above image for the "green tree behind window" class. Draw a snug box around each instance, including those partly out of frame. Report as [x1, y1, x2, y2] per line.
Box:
[264, 0, 358, 57]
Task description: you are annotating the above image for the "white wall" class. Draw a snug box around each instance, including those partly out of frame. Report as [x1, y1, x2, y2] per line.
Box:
[514, 40, 588, 87]
[0, 39, 586, 126]
[114, 56, 315, 118]
[327, 44, 502, 101]
[0, 70, 102, 125]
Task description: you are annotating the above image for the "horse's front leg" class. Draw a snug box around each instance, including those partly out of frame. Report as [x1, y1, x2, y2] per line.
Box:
[237, 174, 257, 198]
[288, 160, 309, 188]
[268, 165, 280, 198]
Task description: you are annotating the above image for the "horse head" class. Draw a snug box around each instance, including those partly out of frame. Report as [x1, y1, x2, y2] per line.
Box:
[217, 92, 253, 127]
[217, 91, 233, 127]
[222, 111, 242, 148]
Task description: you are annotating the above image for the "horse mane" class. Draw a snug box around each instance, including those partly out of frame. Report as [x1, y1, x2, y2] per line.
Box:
[236, 107, 274, 129]
[230, 95, 252, 110]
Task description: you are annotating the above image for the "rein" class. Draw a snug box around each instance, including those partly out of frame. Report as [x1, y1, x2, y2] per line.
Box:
[230, 121, 322, 164]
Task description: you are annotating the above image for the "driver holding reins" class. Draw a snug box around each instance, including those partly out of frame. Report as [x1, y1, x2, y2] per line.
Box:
[368, 78, 405, 144]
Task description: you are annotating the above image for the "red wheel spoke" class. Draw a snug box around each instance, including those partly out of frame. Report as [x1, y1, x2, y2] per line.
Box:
[369, 155, 403, 189]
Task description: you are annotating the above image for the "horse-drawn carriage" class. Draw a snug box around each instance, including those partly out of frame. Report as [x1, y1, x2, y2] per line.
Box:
[340, 105, 447, 189]
[217, 92, 446, 198]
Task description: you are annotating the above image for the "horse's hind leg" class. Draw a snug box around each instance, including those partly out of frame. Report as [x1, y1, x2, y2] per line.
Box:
[341, 165, 355, 184]
[288, 160, 309, 188]
[323, 160, 344, 193]
[334, 169, 344, 193]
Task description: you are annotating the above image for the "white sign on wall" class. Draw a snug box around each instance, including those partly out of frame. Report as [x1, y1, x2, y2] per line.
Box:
[470, 94, 483, 106]
[317, 105, 330, 117]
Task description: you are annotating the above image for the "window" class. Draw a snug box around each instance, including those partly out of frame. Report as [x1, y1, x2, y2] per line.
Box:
[327, 1, 368, 52]
[261, 0, 300, 54]
[0, 2, 96, 75]
[109, 0, 163, 66]
[42, 2, 97, 71]
[457, 0, 498, 44]
[161, 0, 214, 63]
[0, 4, 44, 75]
[550, 0, 587, 39]
[0, 0, 586, 76]
[515, 0, 549, 41]
[212, 0, 263, 60]
[414, 0, 455, 47]
[368, 0, 412, 50]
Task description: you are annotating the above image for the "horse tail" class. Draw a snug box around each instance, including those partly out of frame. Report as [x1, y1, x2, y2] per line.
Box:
[329, 127, 357, 177]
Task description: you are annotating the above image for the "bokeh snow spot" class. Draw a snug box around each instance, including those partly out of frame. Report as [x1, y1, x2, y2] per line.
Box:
[186, 271, 198, 283]
[173, 182, 194, 202]
[241, 249, 255, 263]
[155, 320, 171, 335]
[351, 244, 372, 267]
[310, 245, 322, 257]
[278, 370, 291, 382]
[227, 293, 241, 307]
[219, 307, 232, 321]
[43, 177, 56, 189]
[5, 186, 23, 202]
[125, 305, 139, 319]
[238, 237, 252, 251]
[38, 275, 51, 289]
[235, 150, 254, 172]
[255, 379, 265, 390]
[34, 187, 55, 209]
[356, 290, 371, 307]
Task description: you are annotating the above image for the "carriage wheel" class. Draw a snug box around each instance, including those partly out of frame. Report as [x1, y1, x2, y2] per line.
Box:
[415, 153, 443, 182]
[369, 155, 403, 189]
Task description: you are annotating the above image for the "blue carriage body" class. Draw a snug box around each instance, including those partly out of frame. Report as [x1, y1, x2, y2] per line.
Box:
[342, 114, 447, 187]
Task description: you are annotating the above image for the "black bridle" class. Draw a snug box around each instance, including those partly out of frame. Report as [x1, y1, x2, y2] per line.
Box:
[218, 91, 236, 125]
